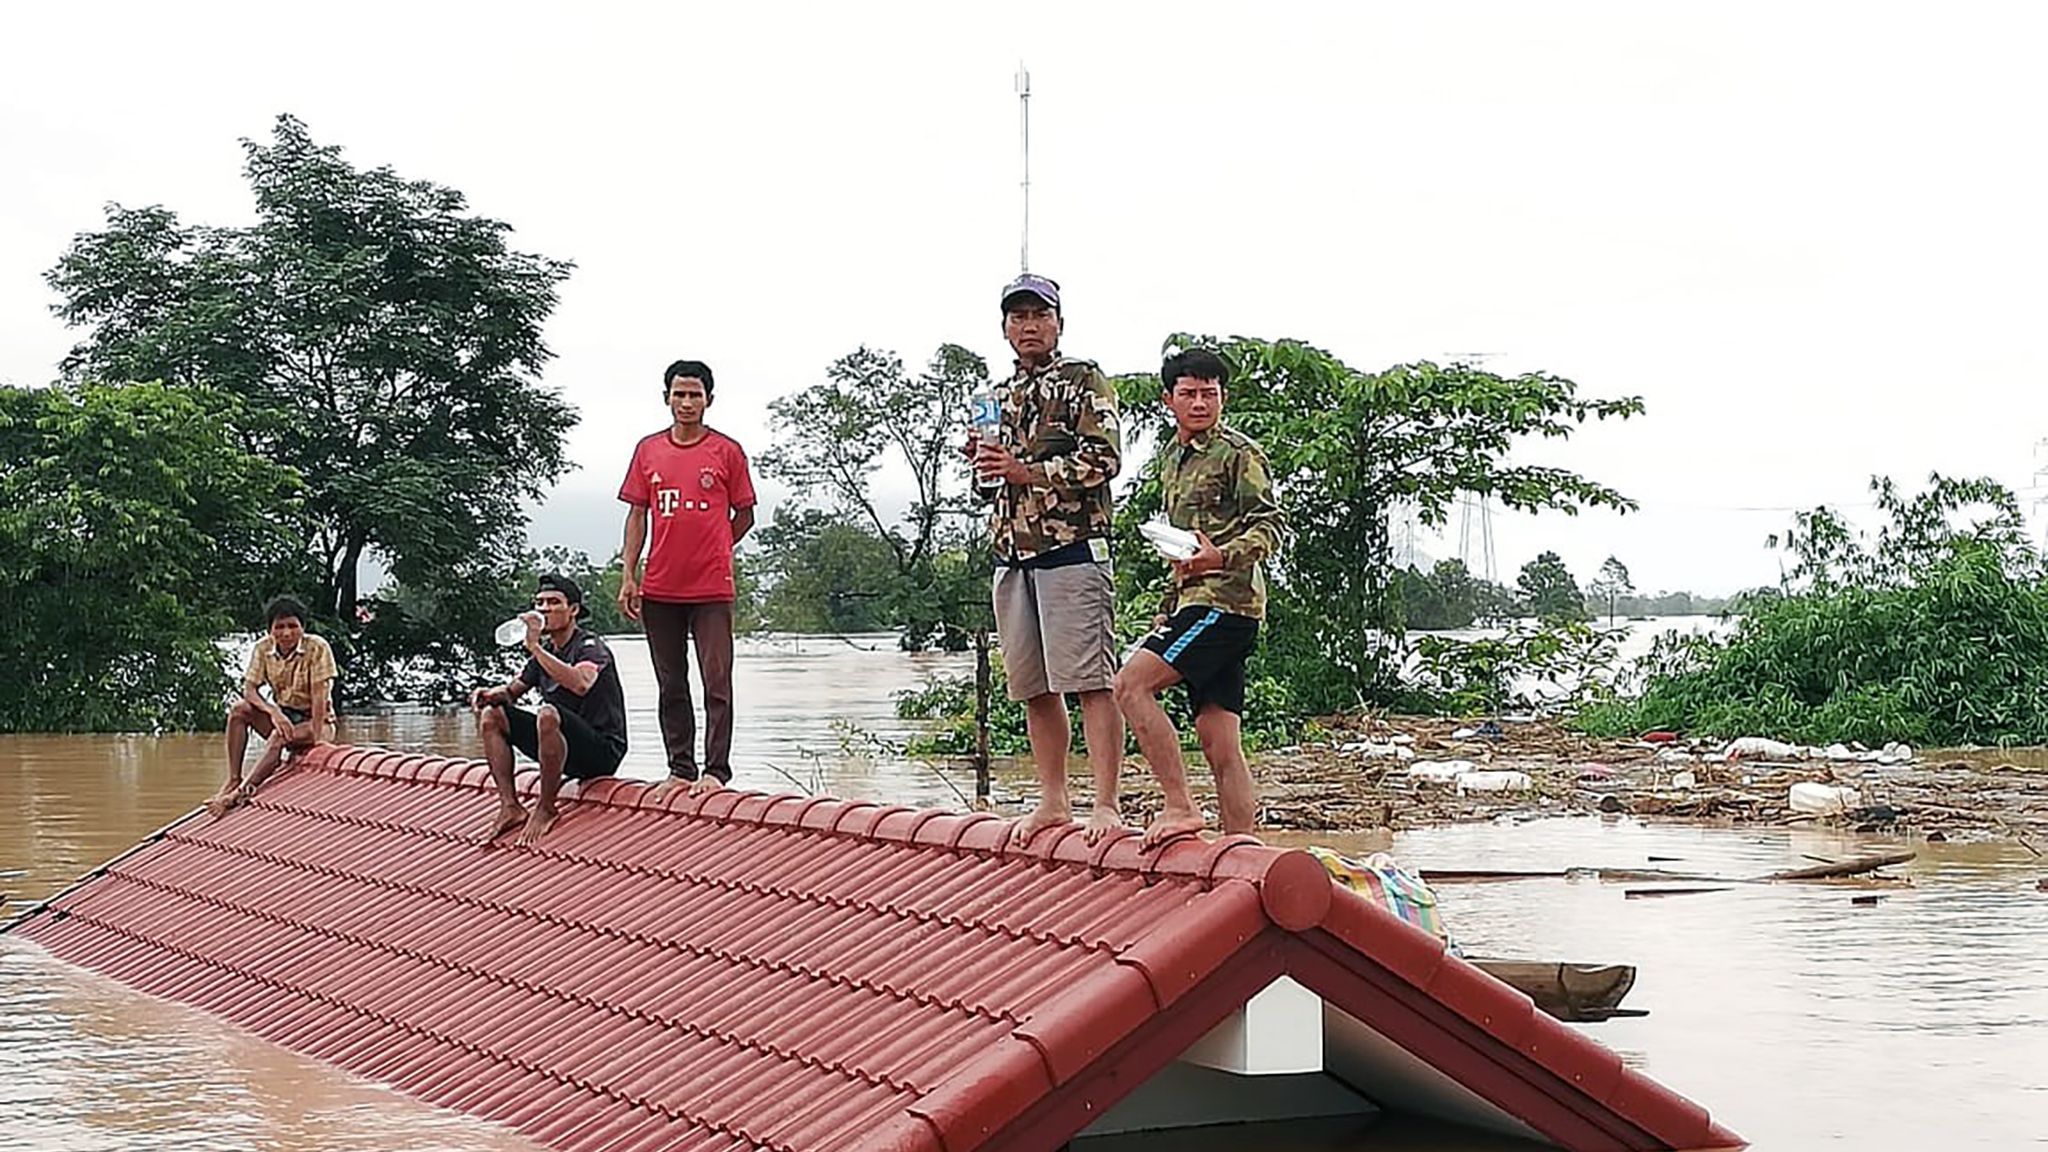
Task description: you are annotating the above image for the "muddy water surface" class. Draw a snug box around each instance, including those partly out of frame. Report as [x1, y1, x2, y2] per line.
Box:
[4, 635, 2045, 1149]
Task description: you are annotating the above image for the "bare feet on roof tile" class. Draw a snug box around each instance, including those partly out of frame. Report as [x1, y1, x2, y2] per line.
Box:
[482, 803, 527, 841]
[1141, 809, 1207, 851]
[204, 784, 246, 820]
[1082, 805, 1126, 845]
[1011, 802, 1074, 846]
[517, 804, 559, 845]
[688, 775, 725, 798]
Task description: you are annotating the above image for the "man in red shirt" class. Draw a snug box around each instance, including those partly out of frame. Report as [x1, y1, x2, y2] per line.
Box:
[617, 359, 758, 793]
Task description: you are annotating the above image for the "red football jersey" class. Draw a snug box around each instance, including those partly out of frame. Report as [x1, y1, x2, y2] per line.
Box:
[618, 428, 757, 603]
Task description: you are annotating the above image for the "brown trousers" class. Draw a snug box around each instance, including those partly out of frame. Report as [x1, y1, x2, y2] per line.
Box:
[640, 599, 736, 782]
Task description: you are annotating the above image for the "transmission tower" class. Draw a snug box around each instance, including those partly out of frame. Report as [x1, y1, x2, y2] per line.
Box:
[1391, 502, 1420, 570]
[1457, 495, 1497, 583]
[1447, 351, 1500, 582]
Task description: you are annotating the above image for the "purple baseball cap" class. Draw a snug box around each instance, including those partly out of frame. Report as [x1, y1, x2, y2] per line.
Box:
[1000, 273, 1061, 312]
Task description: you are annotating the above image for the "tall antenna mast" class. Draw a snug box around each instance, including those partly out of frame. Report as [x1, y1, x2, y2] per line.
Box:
[1015, 62, 1032, 272]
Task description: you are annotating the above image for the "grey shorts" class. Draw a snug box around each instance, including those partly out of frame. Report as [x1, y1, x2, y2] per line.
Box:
[993, 559, 1116, 700]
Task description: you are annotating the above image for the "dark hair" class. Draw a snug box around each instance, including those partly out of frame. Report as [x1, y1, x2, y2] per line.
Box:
[264, 596, 308, 626]
[663, 359, 716, 398]
[1161, 348, 1231, 392]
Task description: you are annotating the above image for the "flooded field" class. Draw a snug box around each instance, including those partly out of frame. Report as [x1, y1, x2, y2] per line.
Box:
[4, 634, 2044, 1149]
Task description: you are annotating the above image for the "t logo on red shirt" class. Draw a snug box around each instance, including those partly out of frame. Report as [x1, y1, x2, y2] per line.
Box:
[657, 489, 681, 517]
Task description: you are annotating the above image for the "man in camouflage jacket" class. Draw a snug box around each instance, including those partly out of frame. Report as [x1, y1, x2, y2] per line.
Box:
[1113, 347, 1285, 848]
[970, 273, 1127, 845]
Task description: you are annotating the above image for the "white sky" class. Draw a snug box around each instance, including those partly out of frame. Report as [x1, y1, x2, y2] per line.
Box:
[6, 2, 2048, 597]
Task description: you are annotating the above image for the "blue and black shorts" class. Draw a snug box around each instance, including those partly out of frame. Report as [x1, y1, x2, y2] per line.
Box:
[1141, 606, 1260, 715]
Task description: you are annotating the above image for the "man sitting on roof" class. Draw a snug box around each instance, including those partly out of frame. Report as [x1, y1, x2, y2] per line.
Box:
[468, 574, 630, 844]
[208, 596, 336, 818]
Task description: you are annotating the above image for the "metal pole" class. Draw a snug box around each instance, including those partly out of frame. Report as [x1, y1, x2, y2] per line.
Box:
[1016, 63, 1031, 272]
[974, 627, 992, 806]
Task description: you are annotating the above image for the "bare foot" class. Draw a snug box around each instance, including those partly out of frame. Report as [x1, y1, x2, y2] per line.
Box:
[480, 803, 527, 841]
[1141, 810, 1208, 851]
[516, 805, 559, 845]
[1011, 802, 1075, 846]
[647, 776, 683, 800]
[204, 788, 241, 820]
[688, 774, 726, 797]
[1082, 805, 1126, 845]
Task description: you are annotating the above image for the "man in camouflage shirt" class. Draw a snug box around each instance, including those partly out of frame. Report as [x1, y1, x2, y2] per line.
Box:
[970, 273, 1127, 845]
[1113, 347, 1285, 848]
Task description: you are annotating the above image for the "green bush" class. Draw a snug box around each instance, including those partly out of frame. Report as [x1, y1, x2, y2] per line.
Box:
[1576, 475, 2048, 746]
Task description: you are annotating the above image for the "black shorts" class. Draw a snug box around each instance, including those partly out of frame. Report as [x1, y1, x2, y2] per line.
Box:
[1141, 606, 1260, 715]
[497, 703, 626, 781]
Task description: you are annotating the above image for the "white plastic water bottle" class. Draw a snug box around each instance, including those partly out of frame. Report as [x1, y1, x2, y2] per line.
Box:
[969, 385, 1004, 491]
[493, 613, 540, 647]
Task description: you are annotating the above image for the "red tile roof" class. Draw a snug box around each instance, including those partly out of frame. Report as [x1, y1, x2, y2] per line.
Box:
[9, 745, 1741, 1152]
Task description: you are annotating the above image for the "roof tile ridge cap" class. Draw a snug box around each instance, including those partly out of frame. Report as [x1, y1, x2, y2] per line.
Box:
[1015, 822, 1086, 865]
[941, 811, 1006, 851]
[1187, 839, 1334, 932]
[902, 1035, 1054, 1152]
[1109, 877, 1267, 1009]
[421, 754, 489, 788]
[322, 744, 383, 777]
[1033, 829, 1280, 882]
[341, 747, 403, 778]
[824, 800, 891, 834]
[290, 742, 341, 773]
[893, 808, 953, 846]
[393, 752, 462, 784]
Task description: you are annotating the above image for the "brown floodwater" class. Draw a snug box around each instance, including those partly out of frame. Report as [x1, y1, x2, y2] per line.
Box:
[3, 635, 2045, 1149]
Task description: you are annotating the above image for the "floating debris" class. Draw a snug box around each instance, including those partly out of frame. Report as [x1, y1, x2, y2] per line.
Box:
[1098, 714, 2048, 839]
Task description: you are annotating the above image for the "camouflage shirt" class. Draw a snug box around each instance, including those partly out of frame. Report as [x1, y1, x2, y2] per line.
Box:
[983, 354, 1122, 563]
[1158, 424, 1285, 620]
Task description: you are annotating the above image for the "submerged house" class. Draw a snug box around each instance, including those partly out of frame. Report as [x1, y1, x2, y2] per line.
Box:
[7, 745, 1742, 1151]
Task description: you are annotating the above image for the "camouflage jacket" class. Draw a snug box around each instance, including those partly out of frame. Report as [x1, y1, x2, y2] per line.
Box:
[983, 354, 1122, 563]
[1158, 424, 1285, 619]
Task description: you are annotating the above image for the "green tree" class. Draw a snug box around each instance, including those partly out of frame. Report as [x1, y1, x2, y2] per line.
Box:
[1391, 566, 1452, 630]
[757, 344, 994, 648]
[0, 381, 302, 731]
[1588, 555, 1634, 623]
[1517, 551, 1588, 622]
[1392, 559, 1489, 630]
[1114, 337, 1638, 712]
[45, 115, 576, 698]
[1473, 575, 1524, 624]
[750, 508, 909, 633]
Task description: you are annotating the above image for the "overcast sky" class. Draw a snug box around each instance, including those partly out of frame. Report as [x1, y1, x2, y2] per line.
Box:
[7, 2, 2047, 597]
